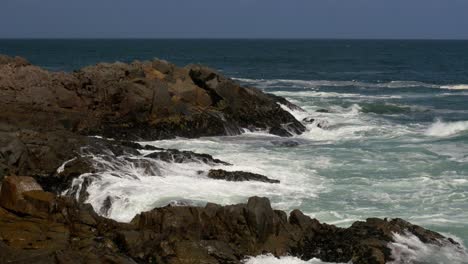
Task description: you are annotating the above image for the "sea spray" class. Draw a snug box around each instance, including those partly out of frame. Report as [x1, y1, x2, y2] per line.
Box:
[425, 119, 468, 137]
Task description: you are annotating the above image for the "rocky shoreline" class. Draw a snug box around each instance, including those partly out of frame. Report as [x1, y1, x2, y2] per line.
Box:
[0, 55, 463, 263]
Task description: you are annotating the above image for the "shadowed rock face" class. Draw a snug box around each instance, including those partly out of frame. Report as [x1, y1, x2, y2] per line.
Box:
[0, 177, 461, 264]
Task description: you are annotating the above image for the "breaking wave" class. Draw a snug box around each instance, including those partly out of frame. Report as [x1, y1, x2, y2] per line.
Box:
[440, 84, 468, 90]
[235, 78, 468, 90]
[425, 119, 468, 137]
[388, 232, 468, 264]
[243, 255, 346, 264]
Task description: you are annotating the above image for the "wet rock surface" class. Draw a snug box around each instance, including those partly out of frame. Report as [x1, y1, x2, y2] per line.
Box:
[145, 149, 231, 165]
[0, 177, 461, 264]
[207, 169, 280, 183]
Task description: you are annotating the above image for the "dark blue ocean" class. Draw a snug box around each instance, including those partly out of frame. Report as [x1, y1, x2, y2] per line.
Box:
[2, 40, 468, 263]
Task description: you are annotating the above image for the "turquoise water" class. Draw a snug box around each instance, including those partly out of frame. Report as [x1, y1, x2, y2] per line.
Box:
[2, 40, 468, 262]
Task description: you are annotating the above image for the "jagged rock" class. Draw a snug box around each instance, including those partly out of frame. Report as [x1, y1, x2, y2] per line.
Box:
[0, 54, 303, 141]
[0, 54, 302, 186]
[36, 156, 94, 194]
[0, 177, 135, 264]
[145, 149, 230, 165]
[0, 186, 461, 264]
[207, 169, 280, 183]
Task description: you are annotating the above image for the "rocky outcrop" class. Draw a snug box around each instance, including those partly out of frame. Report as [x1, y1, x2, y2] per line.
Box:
[0, 177, 461, 264]
[0, 54, 303, 183]
[207, 169, 280, 183]
[1, 54, 462, 264]
[0, 55, 304, 141]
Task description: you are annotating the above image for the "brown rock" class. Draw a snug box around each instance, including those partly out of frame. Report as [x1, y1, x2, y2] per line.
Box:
[0, 176, 55, 217]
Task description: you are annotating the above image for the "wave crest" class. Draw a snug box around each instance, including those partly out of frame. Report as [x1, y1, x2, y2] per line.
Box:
[388, 232, 468, 264]
[235, 78, 468, 90]
[425, 119, 468, 137]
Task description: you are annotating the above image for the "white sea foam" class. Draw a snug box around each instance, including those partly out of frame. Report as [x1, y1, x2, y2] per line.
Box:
[71, 137, 328, 222]
[440, 84, 468, 90]
[70, 74, 468, 262]
[243, 255, 347, 264]
[56, 157, 77, 174]
[236, 77, 468, 91]
[425, 119, 468, 137]
[234, 78, 442, 89]
[388, 232, 468, 264]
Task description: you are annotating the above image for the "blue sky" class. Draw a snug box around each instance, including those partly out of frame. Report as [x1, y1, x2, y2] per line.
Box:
[2, 0, 468, 39]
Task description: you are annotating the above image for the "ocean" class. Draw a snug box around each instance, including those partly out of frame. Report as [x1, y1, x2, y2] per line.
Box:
[2, 39, 468, 263]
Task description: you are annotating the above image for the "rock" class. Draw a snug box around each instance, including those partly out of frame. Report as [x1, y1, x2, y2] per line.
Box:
[207, 169, 280, 183]
[0, 54, 304, 141]
[302, 117, 328, 128]
[269, 126, 293, 137]
[36, 156, 94, 194]
[0, 176, 54, 217]
[271, 140, 300, 147]
[302, 117, 316, 124]
[0, 192, 462, 264]
[316, 109, 330, 113]
[145, 149, 231, 165]
[0, 54, 303, 189]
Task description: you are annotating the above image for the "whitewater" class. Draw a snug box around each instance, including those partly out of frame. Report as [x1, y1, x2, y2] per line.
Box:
[67, 76, 468, 263]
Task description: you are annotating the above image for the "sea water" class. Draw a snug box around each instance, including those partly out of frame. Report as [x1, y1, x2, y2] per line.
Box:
[2, 39, 468, 263]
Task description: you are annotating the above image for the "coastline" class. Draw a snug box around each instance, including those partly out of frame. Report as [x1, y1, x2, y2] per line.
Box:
[0, 54, 466, 263]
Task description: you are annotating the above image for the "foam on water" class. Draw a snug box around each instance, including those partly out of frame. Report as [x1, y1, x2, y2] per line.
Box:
[425, 119, 468, 137]
[71, 75, 468, 263]
[388, 232, 468, 264]
[235, 78, 450, 90]
[72, 136, 327, 222]
[440, 84, 468, 90]
[243, 255, 347, 264]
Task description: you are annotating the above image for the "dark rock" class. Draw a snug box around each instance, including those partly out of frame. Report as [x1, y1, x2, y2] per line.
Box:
[316, 109, 330, 113]
[0, 176, 46, 216]
[0, 187, 462, 264]
[302, 117, 328, 128]
[271, 140, 300, 147]
[145, 149, 230, 165]
[207, 169, 280, 183]
[0, 54, 303, 190]
[302, 117, 316, 124]
[269, 126, 293, 137]
[36, 156, 94, 194]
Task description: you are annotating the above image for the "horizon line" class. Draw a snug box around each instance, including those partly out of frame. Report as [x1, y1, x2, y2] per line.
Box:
[1, 37, 468, 41]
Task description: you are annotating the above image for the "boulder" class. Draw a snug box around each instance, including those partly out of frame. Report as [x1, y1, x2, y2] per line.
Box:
[0, 176, 54, 217]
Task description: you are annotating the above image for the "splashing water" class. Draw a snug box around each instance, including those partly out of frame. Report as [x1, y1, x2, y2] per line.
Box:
[425, 119, 468, 137]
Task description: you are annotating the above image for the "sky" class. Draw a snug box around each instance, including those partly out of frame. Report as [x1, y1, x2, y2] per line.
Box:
[1, 0, 468, 39]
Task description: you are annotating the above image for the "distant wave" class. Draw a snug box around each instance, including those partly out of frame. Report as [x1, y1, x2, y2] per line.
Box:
[440, 84, 468, 90]
[234, 78, 468, 90]
[425, 119, 468, 137]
